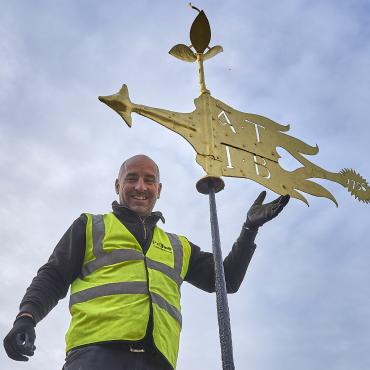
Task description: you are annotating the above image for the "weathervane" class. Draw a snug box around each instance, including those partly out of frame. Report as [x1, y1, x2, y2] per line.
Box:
[99, 5, 369, 370]
[99, 7, 369, 206]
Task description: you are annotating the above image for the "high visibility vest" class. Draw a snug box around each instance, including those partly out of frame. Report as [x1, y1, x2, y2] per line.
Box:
[65, 212, 191, 369]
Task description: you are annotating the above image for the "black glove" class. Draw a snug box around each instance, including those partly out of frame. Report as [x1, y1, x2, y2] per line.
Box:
[245, 191, 290, 230]
[3, 315, 36, 361]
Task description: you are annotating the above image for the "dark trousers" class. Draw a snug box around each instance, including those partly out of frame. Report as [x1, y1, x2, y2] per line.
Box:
[62, 344, 170, 370]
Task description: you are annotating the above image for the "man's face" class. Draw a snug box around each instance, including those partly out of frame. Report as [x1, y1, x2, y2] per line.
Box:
[115, 156, 162, 217]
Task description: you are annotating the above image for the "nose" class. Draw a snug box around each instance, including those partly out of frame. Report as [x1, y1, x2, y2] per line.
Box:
[134, 177, 147, 191]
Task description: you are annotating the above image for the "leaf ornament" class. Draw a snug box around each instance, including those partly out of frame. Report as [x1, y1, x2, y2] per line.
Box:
[203, 45, 223, 61]
[190, 10, 211, 53]
[169, 44, 197, 62]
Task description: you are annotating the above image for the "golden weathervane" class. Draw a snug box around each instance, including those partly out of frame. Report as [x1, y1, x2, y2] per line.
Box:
[99, 7, 369, 206]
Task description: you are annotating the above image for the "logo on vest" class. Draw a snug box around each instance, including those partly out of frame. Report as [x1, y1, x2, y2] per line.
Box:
[153, 240, 173, 254]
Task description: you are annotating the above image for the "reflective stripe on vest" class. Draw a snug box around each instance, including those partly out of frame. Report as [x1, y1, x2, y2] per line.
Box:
[150, 291, 182, 326]
[69, 281, 148, 306]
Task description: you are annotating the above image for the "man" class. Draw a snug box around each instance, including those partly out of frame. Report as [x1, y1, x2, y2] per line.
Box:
[3, 154, 289, 369]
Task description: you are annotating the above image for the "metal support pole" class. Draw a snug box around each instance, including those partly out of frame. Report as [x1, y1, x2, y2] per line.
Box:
[208, 183, 235, 370]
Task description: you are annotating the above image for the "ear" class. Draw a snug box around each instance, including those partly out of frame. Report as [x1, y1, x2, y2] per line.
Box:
[157, 183, 162, 199]
[115, 179, 120, 195]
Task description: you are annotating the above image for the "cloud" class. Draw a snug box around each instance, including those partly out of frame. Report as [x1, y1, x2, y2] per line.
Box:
[1, 1, 369, 370]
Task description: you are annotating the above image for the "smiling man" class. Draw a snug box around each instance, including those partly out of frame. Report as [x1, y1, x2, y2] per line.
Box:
[4, 154, 290, 370]
[116, 155, 162, 217]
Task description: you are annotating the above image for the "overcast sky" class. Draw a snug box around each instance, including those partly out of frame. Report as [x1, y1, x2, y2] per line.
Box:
[1, 1, 370, 369]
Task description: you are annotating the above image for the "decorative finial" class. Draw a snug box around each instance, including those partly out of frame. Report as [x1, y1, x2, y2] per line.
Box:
[169, 7, 223, 94]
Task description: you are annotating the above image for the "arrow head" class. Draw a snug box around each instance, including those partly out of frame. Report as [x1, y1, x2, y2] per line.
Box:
[99, 84, 133, 127]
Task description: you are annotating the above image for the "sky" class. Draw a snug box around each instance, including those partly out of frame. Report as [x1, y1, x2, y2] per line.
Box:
[1, 0, 370, 369]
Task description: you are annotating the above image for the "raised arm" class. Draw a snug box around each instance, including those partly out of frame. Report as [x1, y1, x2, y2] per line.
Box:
[185, 191, 289, 293]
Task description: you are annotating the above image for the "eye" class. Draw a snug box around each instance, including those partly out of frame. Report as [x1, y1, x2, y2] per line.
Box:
[125, 175, 138, 182]
[145, 177, 156, 184]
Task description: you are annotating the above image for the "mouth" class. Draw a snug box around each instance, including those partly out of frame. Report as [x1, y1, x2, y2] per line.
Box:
[131, 195, 148, 201]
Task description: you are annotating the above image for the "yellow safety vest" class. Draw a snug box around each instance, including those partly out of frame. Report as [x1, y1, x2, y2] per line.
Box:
[65, 212, 191, 369]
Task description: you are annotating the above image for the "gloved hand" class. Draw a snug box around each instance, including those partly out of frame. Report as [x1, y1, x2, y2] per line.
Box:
[3, 315, 36, 361]
[245, 191, 290, 230]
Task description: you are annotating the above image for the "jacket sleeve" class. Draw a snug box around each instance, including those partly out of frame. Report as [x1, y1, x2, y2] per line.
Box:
[184, 226, 257, 293]
[18, 215, 87, 324]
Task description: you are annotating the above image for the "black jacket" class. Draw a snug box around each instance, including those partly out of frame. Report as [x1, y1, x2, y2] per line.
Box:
[19, 201, 257, 325]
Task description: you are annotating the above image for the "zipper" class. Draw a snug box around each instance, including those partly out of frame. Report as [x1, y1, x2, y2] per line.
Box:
[139, 215, 153, 344]
[140, 217, 147, 241]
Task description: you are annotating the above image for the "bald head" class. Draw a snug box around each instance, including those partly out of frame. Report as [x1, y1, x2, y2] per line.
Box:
[115, 155, 162, 216]
[118, 155, 160, 182]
